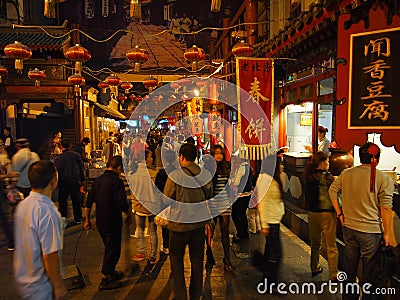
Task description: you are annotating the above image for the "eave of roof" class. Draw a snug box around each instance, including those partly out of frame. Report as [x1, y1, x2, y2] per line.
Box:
[0, 32, 70, 51]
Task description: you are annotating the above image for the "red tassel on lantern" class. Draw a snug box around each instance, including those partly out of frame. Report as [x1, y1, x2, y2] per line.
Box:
[367, 143, 380, 193]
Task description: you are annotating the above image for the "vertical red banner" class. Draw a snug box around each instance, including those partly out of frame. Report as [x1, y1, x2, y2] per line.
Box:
[236, 58, 274, 159]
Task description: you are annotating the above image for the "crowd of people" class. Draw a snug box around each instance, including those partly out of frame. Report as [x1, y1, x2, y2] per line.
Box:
[169, 13, 201, 44]
[0, 125, 396, 299]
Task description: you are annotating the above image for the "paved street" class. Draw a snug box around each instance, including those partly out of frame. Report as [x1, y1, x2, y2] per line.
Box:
[0, 208, 341, 300]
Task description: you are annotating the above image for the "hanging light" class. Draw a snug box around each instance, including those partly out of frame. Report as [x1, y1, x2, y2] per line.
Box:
[0, 65, 8, 83]
[98, 81, 109, 93]
[4, 41, 32, 71]
[126, 45, 149, 72]
[143, 76, 158, 92]
[232, 40, 254, 57]
[136, 96, 143, 102]
[210, 0, 222, 12]
[120, 82, 133, 94]
[130, 0, 142, 19]
[184, 45, 206, 71]
[177, 78, 192, 93]
[64, 44, 91, 74]
[68, 73, 85, 87]
[195, 80, 207, 92]
[105, 74, 122, 87]
[28, 68, 46, 87]
[208, 81, 220, 105]
[129, 94, 136, 101]
[170, 82, 180, 93]
[117, 95, 127, 105]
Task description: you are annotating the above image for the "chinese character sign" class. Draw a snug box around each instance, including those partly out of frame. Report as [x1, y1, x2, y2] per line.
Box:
[349, 29, 400, 128]
[236, 58, 274, 156]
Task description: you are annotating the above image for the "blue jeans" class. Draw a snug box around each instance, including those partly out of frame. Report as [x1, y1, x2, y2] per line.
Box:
[342, 226, 382, 300]
[135, 214, 158, 258]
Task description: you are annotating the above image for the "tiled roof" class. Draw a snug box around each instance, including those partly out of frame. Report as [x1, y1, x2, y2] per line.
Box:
[0, 32, 70, 51]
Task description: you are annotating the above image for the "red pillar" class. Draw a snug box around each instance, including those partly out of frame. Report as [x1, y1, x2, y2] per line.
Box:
[246, 0, 258, 45]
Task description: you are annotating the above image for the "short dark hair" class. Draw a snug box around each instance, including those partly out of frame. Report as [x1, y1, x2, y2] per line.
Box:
[82, 137, 90, 144]
[29, 160, 57, 189]
[4, 127, 11, 132]
[107, 155, 123, 169]
[109, 132, 114, 137]
[163, 149, 176, 164]
[359, 142, 380, 164]
[179, 143, 197, 162]
[61, 140, 70, 149]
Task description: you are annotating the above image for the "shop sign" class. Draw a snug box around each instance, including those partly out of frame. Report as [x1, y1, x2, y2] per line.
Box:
[191, 97, 203, 115]
[348, 28, 400, 128]
[300, 113, 312, 126]
[85, 0, 94, 19]
[191, 115, 203, 137]
[208, 110, 221, 134]
[102, 0, 109, 18]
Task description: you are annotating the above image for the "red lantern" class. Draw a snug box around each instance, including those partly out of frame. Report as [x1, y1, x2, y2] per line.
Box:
[28, 68, 46, 87]
[184, 45, 206, 71]
[98, 81, 109, 93]
[170, 82, 180, 93]
[120, 82, 133, 94]
[208, 81, 220, 105]
[168, 95, 177, 103]
[126, 45, 149, 72]
[191, 116, 203, 137]
[4, 41, 32, 71]
[195, 80, 207, 91]
[232, 40, 254, 57]
[129, 94, 136, 100]
[64, 44, 91, 74]
[208, 110, 221, 134]
[68, 74, 85, 87]
[177, 78, 192, 92]
[136, 96, 143, 102]
[143, 76, 158, 92]
[105, 74, 122, 87]
[117, 95, 127, 104]
[0, 65, 8, 83]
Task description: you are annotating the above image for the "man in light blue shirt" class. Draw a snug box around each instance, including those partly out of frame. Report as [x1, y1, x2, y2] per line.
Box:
[13, 160, 67, 299]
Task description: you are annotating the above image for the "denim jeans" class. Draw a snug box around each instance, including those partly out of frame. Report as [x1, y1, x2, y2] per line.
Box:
[342, 226, 382, 300]
[135, 214, 158, 258]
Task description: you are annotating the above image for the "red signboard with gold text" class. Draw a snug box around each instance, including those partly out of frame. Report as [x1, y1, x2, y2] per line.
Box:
[236, 58, 274, 159]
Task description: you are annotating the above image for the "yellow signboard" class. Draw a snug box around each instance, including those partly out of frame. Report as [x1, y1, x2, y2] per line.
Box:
[300, 113, 312, 126]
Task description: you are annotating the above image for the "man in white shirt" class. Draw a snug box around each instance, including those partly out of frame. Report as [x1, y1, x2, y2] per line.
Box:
[13, 160, 67, 300]
[12, 138, 40, 198]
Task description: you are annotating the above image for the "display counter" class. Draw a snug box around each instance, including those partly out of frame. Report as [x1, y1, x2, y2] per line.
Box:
[282, 152, 312, 209]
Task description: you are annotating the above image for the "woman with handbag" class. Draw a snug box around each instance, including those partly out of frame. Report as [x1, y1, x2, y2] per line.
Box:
[304, 151, 338, 280]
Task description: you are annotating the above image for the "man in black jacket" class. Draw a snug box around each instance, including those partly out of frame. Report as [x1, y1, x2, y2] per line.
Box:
[75, 137, 91, 163]
[84, 156, 133, 290]
[55, 140, 84, 224]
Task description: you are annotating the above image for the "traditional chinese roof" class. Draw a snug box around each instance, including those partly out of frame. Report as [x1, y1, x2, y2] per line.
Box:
[0, 32, 70, 51]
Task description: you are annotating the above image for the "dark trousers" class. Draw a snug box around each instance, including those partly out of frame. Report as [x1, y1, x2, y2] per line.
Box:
[58, 182, 82, 221]
[162, 227, 169, 248]
[232, 195, 250, 239]
[0, 193, 13, 246]
[263, 224, 282, 283]
[99, 227, 122, 276]
[169, 227, 205, 300]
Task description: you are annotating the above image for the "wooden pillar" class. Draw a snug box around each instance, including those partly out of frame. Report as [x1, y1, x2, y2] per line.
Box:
[246, 0, 258, 45]
[222, 7, 231, 59]
[74, 88, 84, 146]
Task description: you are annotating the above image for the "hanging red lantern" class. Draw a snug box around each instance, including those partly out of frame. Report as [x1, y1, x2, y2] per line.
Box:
[170, 82, 180, 93]
[168, 95, 177, 103]
[208, 110, 221, 134]
[136, 96, 143, 102]
[208, 81, 220, 105]
[184, 45, 206, 71]
[105, 74, 122, 87]
[177, 78, 192, 92]
[0, 65, 8, 83]
[120, 82, 133, 94]
[191, 116, 203, 137]
[28, 68, 46, 87]
[195, 80, 207, 91]
[143, 76, 158, 92]
[98, 81, 109, 93]
[4, 41, 32, 71]
[126, 45, 149, 72]
[117, 95, 127, 104]
[64, 44, 91, 74]
[232, 40, 254, 57]
[129, 94, 136, 101]
[68, 74, 85, 87]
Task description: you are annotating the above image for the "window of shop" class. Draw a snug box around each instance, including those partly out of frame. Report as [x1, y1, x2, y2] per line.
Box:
[318, 77, 334, 96]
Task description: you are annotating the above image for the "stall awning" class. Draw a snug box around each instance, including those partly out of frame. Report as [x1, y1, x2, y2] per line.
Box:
[93, 102, 126, 120]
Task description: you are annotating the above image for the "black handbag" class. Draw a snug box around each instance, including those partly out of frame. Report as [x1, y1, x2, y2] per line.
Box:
[369, 244, 396, 286]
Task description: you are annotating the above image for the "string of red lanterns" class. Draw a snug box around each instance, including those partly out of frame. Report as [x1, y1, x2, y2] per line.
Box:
[28, 68, 46, 87]
[0, 65, 8, 83]
[4, 41, 32, 71]
[64, 44, 91, 74]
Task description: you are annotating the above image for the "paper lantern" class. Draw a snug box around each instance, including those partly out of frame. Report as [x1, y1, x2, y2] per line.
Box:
[208, 110, 221, 134]
[28, 68, 46, 87]
[105, 74, 122, 87]
[98, 81, 109, 93]
[126, 45, 149, 72]
[232, 40, 254, 57]
[191, 97, 203, 115]
[64, 44, 91, 74]
[184, 45, 206, 71]
[195, 80, 207, 91]
[0, 65, 8, 83]
[191, 116, 203, 137]
[170, 82, 180, 93]
[177, 78, 192, 92]
[68, 74, 85, 87]
[121, 82, 133, 94]
[4, 41, 32, 71]
[117, 95, 127, 104]
[143, 76, 158, 92]
[208, 81, 220, 105]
